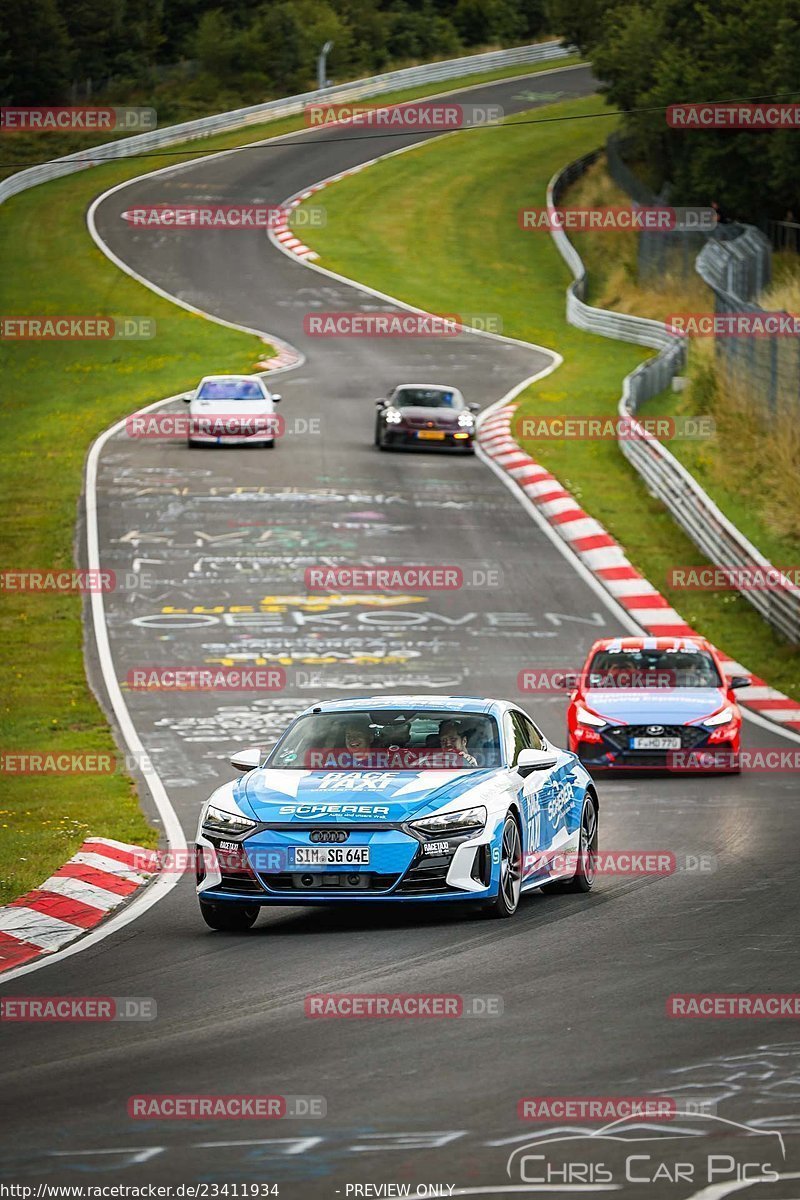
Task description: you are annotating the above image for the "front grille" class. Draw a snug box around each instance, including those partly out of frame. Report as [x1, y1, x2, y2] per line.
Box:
[396, 853, 456, 895]
[203, 838, 266, 894]
[260, 872, 400, 893]
[214, 874, 265, 894]
[471, 845, 491, 887]
[603, 724, 708, 752]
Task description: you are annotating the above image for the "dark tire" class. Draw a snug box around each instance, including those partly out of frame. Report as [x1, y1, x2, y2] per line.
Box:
[544, 792, 598, 894]
[483, 813, 522, 918]
[374, 419, 382, 447]
[199, 900, 259, 931]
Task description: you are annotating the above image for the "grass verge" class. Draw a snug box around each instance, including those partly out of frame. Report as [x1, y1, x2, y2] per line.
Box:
[296, 93, 800, 700]
[0, 57, 587, 905]
[564, 157, 800, 569]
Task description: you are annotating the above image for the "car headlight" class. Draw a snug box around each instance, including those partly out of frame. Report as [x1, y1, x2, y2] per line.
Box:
[703, 706, 735, 727]
[576, 705, 607, 728]
[410, 806, 486, 837]
[202, 804, 258, 836]
[384, 407, 403, 424]
[457, 412, 475, 427]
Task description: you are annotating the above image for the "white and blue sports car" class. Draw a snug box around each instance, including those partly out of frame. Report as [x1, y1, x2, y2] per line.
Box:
[194, 696, 599, 929]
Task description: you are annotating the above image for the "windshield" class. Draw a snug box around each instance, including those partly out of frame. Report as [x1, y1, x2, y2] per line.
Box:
[267, 709, 501, 770]
[393, 388, 462, 410]
[197, 379, 264, 401]
[586, 648, 722, 689]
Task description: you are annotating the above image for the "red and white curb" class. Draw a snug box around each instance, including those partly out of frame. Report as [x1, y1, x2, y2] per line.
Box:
[272, 188, 328, 261]
[255, 341, 302, 372]
[268, 168, 368, 265]
[0, 838, 159, 973]
[479, 405, 800, 735]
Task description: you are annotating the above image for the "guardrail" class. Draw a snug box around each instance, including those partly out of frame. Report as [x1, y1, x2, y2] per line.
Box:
[694, 229, 800, 418]
[0, 40, 572, 206]
[696, 226, 772, 300]
[546, 154, 800, 644]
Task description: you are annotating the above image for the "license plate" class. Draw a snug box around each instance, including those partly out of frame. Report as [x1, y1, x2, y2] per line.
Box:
[292, 846, 370, 866]
[631, 736, 682, 750]
[417, 430, 445, 440]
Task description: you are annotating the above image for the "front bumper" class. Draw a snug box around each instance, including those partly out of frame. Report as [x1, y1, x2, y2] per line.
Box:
[196, 823, 496, 905]
[188, 431, 274, 445]
[573, 723, 740, 771]
[380, 427, 474, 451]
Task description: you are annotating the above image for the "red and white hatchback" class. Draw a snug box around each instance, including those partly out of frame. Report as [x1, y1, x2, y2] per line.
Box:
[566, 636, 748, 772]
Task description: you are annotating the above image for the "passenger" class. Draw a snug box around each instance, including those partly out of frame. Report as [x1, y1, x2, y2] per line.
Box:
[343, 719, 372, 751]
[438, 720, 478, 767]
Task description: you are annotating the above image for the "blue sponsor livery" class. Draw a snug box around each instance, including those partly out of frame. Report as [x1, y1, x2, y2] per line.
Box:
[195, 696, 599, 928]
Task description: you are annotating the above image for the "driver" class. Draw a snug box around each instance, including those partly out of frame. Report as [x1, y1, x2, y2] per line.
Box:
[438, 720, 478, 767]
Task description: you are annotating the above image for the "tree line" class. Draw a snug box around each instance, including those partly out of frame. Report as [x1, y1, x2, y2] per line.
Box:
[547, 0, 800, 223]
[0, 0, 547, 120]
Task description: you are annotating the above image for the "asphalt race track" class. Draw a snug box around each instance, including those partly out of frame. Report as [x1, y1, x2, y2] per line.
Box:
[2, 65, 799, 1196]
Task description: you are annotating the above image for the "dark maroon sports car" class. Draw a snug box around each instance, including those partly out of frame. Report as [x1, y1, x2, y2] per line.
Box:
[374, 383, 480, 452]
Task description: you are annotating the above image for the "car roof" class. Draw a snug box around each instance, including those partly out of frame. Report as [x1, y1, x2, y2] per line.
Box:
[298, 695, 505, 717]
[391, 383, 463, 393]
[198, 374, 264, 383]
[588, 636, 712, 653]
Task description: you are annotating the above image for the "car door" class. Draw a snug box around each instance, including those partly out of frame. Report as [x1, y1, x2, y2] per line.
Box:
[504, 710, 556, 882]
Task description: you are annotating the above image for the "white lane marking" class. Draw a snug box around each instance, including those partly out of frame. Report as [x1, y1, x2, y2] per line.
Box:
[68, 851, 151, 883]
[741, 686, 797, 701]
[627, 607, 686, 625]
[0, 907, 82, 949]
[746, 707, 800, 722]
[0, 392, 185, 986]
[87, 835, 156, 854]
[40, 876, 123, 910]
[559, 517, 606, 540]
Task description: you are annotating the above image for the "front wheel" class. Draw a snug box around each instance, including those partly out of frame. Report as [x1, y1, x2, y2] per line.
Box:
[561, 793, 599, 893]
[483, 813, 522, 918]
[199, 900, 259, 931]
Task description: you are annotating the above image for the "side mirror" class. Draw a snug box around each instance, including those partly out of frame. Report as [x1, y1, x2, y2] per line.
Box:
[727, 675, 750, 690]
[183, 392, 195, 404]
[517, 748, 559, 777]
[468, 402, 480, 413]
[230, 746, 262, 772]
[376, 398, 388, 407]
[271, 393, 282, 403]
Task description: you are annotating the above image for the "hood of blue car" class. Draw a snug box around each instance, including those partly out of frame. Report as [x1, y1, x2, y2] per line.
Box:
[237, 767, 498, 824]
[585, 687, 726, 726]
